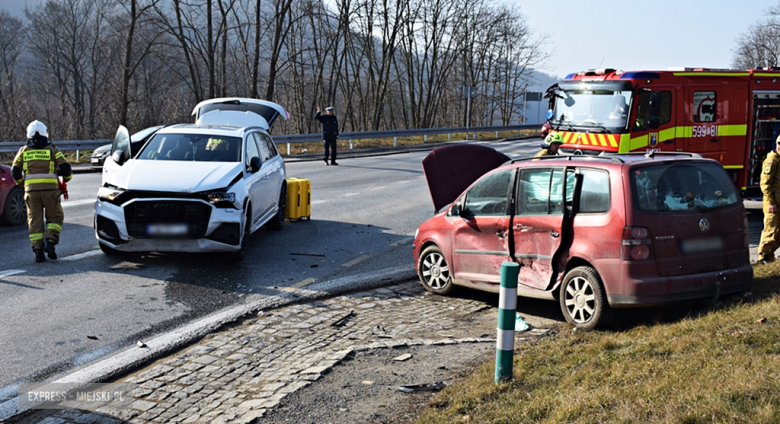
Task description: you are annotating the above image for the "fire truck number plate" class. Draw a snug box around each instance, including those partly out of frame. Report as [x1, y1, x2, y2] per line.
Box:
[692, 125, 717, 138]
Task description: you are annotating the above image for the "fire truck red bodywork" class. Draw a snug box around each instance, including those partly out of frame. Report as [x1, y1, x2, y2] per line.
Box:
[547, 68, 780, 195]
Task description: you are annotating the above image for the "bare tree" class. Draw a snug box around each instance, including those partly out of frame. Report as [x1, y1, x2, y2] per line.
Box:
[733, 3, 780, 69]
[0, 11, 26, 141]
[117, 0, 161, 127]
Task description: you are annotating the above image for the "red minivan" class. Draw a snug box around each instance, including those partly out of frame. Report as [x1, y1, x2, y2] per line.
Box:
[413, 145, 753, 330]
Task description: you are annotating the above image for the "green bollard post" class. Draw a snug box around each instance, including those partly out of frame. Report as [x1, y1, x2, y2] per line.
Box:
[495, 262, 519, 383]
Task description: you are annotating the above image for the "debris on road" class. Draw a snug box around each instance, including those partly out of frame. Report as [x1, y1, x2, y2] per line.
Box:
[397, 382, 446, 393]
[515, 315, 530, 332]
[393, 353, 412, 362]
[331, 310, 356, 327]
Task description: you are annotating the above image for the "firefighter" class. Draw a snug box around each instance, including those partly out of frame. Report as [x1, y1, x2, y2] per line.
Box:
[11, 120, 73, 263]
[535, 132, 563, 157]
[758, 135, 780, 264]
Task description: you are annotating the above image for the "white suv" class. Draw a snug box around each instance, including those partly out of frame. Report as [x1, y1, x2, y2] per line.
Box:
[94, 98, 288, 260]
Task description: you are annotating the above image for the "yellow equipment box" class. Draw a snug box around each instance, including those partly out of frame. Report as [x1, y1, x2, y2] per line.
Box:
[286, 177, 311, 221]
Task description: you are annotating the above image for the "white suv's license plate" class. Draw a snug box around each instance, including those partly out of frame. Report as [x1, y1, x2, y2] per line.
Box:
[680, 236, 724, 254]
[147, 223, 189, 236]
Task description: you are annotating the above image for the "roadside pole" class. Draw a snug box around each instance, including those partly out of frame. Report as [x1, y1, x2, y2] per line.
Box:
[495, 262, 519, 383]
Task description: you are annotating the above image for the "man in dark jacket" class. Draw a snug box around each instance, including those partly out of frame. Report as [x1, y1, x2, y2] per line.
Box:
[315, 106, 339, 165]
[12, 120, 73, 262]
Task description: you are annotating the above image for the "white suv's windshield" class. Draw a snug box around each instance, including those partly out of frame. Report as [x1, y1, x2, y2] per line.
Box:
[553, 89, 632, 130]
[631, 163, 740, 212]
[138, 133, 242, 162]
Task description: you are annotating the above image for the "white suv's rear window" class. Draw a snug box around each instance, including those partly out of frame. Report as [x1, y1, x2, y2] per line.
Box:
[631, 163, 740, 212]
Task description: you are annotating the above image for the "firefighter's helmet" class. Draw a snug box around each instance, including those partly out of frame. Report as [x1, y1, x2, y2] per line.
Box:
[27, 120, 48, 138]
[544, 133, 563, 146]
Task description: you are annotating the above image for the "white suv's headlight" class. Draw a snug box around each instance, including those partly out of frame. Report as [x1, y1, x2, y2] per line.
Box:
[206, 191, 237, 205]
[97, 186, 124, 202]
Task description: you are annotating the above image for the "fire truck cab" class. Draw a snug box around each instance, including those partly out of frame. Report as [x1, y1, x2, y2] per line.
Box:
[545, 67, 780, 196]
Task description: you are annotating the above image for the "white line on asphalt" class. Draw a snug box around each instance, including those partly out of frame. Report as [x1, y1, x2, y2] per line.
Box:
[293, 278, 316, 288]
[342, 255, 369, 267]
[312, 200, 327, 205]
[0, 269, 26, 278]
[62, 199, 95, 208]
[60, 250, 102, 261]
[344, 193, 358, 197]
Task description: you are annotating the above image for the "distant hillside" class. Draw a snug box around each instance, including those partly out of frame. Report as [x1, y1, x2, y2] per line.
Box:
[522, 70, 561, 125]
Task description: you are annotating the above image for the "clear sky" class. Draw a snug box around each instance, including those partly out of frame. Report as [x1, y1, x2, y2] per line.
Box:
[518, 0, 780, 78]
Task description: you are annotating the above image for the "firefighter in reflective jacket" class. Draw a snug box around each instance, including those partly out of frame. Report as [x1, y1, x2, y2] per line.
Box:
[11, 120, 73, 263]
[758, 135, 780, 264]
[535, 132, 563, 157]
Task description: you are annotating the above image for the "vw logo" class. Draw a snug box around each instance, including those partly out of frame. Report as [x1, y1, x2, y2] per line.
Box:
[699, 218, 710, 232]
[153, 203, 180, 214]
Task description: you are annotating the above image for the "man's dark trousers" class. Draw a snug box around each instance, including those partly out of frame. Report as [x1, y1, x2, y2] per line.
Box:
[324, 137, 337, 163]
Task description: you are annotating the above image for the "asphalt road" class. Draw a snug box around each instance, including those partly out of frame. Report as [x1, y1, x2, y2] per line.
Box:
[0, 139, 545, 400]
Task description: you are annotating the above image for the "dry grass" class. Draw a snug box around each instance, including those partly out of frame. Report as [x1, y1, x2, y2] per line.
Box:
[415, 263, 780, 424]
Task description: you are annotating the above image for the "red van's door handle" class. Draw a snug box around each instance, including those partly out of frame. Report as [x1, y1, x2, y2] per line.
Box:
[710, 138, 720, 143]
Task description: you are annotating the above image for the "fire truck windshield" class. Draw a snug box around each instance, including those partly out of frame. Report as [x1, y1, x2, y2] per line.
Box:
[552, 89, 632, 132]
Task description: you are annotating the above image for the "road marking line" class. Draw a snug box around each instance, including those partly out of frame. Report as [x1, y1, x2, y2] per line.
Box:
[342, 254, 369, 267]
[62, 199, 95, 208]
[0, 269, 26, 278]
[293, 278, 316, 288]
[60, 250, 102, 261]
[344, 193, 358, 197]
[390, 237, 414, 247]
[312, 200, 327, 205]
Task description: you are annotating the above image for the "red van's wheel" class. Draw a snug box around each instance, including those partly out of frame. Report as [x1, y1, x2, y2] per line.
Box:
[417, 245, 455, 295]
[559, 266, 612, 331]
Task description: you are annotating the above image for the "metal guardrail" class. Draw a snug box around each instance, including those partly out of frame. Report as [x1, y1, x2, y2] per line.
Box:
[0, 124, 539, 155]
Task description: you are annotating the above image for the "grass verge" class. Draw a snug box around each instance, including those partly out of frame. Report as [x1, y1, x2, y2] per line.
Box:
[415, 263, 780, 424]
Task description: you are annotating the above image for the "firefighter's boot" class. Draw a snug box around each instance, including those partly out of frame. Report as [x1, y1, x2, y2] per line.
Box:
[34, 248, 45, 263]
[44, 239, 57, 260]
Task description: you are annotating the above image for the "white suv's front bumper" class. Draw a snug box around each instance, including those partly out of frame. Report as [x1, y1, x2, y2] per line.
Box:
[94, 198, 244, 253]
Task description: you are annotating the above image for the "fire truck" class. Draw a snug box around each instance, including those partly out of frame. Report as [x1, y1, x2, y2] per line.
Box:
[545, 67, 780, 196]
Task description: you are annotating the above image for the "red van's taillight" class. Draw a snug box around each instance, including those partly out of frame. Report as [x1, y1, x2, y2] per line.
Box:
[621, 226, 653, 260]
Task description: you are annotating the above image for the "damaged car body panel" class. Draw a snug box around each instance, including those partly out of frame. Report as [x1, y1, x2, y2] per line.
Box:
[421, 143, 510, 212]
[95, 99, 289, 259]
[413, 145, 753, 330]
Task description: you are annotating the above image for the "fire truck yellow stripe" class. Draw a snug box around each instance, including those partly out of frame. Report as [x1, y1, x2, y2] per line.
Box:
[618, 134, 630, 153]
[723, 165, 744, 169]
[752, 73, 780, 77]
[597, 134, 607, 147]
[717, 125, 747, 136]
[672, 72, 751, 77]
[659, 128, 676, 142]
[609, 135, 618, 147]
[629, 135, 648, 150]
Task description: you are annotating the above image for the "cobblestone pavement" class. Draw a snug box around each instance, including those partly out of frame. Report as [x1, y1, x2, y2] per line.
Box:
[11, 281, 552, 424]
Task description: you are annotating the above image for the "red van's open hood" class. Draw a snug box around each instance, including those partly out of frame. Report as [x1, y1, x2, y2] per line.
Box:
[422, 144, 510, 212]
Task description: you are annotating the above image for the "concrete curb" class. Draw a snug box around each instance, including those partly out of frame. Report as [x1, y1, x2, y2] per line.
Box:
[0, 266, 418, 421]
